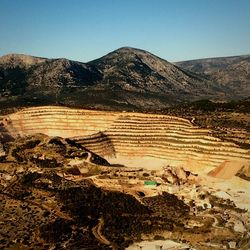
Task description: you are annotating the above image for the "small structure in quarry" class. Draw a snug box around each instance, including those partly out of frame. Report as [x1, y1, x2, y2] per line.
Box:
[144, 180, 158, 188]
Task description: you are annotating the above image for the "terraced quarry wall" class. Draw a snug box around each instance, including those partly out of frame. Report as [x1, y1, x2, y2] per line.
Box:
[1, 106, 249, 175]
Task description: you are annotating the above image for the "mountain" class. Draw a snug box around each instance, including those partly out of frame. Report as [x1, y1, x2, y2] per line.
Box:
[89, 47, 206, 94]
[176, 55, 250, 99]
[0, 48, 249, 111]
[0, 54, 101, 93]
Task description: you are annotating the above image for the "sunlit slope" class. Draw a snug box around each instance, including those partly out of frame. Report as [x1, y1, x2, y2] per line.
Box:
[2, 106, 249, 174]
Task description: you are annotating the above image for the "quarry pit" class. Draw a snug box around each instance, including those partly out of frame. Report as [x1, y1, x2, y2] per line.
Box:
[1, 106, 250, 177]
[1, 106, 250, 249]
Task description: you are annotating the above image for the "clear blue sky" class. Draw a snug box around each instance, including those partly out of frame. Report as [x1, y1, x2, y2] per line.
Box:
[0, 0, 249, 62]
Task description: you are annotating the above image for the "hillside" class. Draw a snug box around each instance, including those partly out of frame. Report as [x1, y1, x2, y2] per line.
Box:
[89, 47, 207, 94]
[176, 55, 250, 99]
[0, 48, 249, 112]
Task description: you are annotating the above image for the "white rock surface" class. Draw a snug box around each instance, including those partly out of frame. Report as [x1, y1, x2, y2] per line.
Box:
[126, 240, 193, 250]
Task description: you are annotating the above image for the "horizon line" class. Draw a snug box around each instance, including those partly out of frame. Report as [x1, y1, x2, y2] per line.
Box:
[0, 47, 249, 63]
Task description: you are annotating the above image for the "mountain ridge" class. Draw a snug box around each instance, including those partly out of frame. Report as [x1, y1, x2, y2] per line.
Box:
[0, 47, 249, 111]
[175, 54, 250, 63]
[176, 54, 250, 99]
[1, 49, 249, 65]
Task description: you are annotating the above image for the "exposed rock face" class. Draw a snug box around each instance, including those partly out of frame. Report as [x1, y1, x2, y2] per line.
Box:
[1, 48, 249, 111]
[162, 165, 198, 185]
[2, 106, 249, 176]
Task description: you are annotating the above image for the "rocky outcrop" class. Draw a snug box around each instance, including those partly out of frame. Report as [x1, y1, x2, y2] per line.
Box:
[162, 166, 198, 185]
[2, 106, 249, 176]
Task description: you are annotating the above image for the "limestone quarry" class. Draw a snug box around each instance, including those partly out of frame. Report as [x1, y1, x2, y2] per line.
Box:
[1, 106, 249, 174]
[1, 106, 250, 249]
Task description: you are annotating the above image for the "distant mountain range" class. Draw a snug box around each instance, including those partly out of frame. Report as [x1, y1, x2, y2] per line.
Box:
[176, 55, 250, 100]
[0, 47, 249, 111]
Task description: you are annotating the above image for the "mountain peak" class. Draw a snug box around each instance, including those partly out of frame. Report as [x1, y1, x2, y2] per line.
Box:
[0, 53, 47, 68]
[111, 47, 162, 60]
[114, 46, 148, 53]
[88, 47, 203, 95]
[89, 46, 170, 66]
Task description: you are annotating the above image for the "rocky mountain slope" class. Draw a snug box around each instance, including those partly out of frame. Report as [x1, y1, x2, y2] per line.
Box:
[89, 47, 207, 94]
[0, 48, 249, 111]
[176, 55, 250, 100]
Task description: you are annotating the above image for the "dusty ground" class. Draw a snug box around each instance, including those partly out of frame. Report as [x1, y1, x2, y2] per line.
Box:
[0, 132, 249, 249]
[91, 166, 250, 249]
